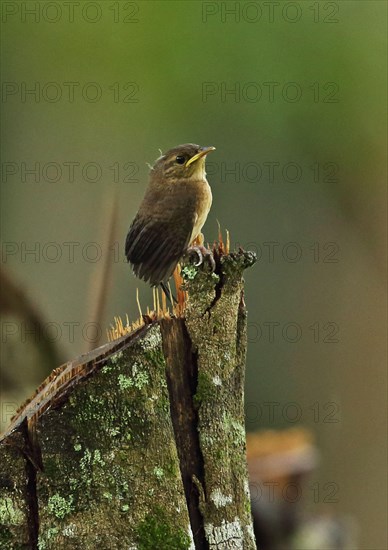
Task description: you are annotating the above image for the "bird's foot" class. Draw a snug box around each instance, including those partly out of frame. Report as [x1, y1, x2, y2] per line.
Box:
[186, 245, 216, 272]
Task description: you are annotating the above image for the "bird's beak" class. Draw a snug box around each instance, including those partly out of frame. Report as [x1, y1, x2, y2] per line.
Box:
[185, 146, 216, 167]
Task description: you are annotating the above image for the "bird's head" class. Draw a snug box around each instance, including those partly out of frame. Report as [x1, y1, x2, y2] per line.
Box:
[151, 143, 216, 182]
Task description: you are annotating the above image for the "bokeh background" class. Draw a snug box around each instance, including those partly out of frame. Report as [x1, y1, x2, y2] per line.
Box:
[1, 1, 386, 548]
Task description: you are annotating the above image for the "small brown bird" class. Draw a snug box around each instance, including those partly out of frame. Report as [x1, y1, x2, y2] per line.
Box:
[125, 143, 215, 294]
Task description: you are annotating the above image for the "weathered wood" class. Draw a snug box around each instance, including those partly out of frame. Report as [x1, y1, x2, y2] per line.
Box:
[0, 248, 256, 549]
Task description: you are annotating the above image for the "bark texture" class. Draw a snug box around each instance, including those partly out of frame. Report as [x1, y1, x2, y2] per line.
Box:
[0, 249, 256, 550]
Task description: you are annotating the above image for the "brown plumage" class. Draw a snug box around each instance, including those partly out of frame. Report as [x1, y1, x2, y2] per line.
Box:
[125, 143, 215, 287]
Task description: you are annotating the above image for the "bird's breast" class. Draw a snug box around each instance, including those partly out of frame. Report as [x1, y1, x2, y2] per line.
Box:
[190, 178, 212, 242]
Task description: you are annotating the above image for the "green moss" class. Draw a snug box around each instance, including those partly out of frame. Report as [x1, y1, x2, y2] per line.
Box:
[117, 374, 133, 389]
[79, 448, 105, 471]
[194, 371, 216, 406]
[153, 467, 164, 480]
[47, 494, 73, 519]
[110, 351, 124, 364]
[181, 265, 198, 280]
[132, 369, 150, 389]
[0, 496, 24, 525]
[117, 363, 150, 391]
[156, 395, 170, 414]
[136, 507, 191, 550]
[226, 418, 246, 447]
[143, 348, 166, 371]
[214, 447, 227, 461]
[38, 527, 59, 549]
[0, 528, 12, 546]
[164, 460, 178, 478]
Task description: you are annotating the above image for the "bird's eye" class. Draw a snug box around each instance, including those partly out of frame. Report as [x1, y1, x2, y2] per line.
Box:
[175, 155, 186, 165]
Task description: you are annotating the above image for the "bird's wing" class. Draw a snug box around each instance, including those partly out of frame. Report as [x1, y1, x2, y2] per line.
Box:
[125, 212, 195, 286]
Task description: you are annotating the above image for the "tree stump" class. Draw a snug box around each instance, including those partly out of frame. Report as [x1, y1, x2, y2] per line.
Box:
[0, 247, 257, 550]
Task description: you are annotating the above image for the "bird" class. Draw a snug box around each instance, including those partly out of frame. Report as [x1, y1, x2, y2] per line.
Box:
[125, 143, 215, 298]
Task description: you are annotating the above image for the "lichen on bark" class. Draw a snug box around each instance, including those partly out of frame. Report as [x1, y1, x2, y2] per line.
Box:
[183, 251, 257, 549]
[0, 248, 256, 550]
[36, 325, 192, 549]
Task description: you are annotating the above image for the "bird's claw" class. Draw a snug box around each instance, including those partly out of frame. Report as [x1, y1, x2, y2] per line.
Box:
[188, 246, 203, 267]
[186, 245, 215, 272]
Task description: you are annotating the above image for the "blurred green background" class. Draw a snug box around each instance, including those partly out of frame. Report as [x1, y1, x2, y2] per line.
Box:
[1, 1, 386, 548]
